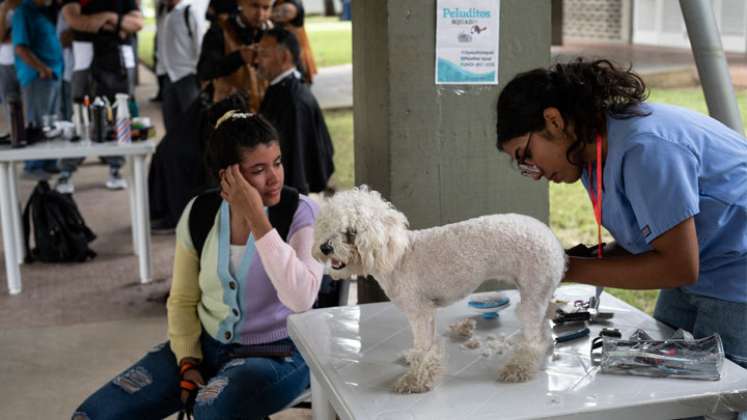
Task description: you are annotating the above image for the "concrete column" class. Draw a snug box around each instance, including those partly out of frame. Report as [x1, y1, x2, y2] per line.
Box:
[552, 0, 563, 46]
[353, 1, 551, 302]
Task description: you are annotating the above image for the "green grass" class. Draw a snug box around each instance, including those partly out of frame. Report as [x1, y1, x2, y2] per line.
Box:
[138, 16, 156, 69]
[324, 109, 355, 189]
[306, 18, 352, 68]
[648, 87, 747, 128]
[137, 16, 352, 70]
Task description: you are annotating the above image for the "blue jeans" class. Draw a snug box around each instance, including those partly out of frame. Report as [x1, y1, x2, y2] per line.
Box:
[72, 334, 310, 420]
[657, 289, 747, 420]
[21, 78, 60, 170]
[21, 77, 60, 129]
[654, 287, 747, 369]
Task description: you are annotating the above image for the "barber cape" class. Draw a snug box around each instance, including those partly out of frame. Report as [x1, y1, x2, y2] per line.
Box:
[259, 72, 334, 194]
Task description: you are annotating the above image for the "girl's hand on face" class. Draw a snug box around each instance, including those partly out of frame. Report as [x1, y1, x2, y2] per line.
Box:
[220, 164, 264, 220]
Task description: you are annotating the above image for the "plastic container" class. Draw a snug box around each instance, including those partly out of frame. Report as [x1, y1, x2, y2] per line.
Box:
[468, 292, 510, 319]
[9, 99, 25, 148]
[91, 97, 107, 142]
[114, 93, 131, 145]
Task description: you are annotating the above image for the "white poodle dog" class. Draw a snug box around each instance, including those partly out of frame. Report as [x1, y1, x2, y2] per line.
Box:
[312, 187, 566, 393]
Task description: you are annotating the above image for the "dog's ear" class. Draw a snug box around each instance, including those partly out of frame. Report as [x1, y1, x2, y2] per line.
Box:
[353, 218, 387, 275]
[354, 206, 408, 276]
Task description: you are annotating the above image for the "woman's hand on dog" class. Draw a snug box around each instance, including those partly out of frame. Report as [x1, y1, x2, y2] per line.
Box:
[220, 164, 272, 239]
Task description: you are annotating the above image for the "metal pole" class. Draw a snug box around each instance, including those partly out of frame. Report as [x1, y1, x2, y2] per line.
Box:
[680, 0, 744, 134]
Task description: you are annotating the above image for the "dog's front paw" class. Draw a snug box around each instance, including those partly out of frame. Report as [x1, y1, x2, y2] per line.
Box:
[392, 349, 443, 393]
[392, 371, 433, 394]
[400, 349, 421, 366]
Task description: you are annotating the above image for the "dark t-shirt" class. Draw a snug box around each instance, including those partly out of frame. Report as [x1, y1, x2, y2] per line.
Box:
[64, 0, 138, 43]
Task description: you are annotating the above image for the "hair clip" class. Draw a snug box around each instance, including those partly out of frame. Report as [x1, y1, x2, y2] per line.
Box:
[215, 110, 255, 129]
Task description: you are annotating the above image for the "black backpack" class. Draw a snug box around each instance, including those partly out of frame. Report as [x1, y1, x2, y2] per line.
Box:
[189, 186, 300, 255]
[22, 181, 96, 263]
[188, 186, 340, 308]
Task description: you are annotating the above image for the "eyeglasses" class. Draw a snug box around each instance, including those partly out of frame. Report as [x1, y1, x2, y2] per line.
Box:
[517, 132, 541, 177]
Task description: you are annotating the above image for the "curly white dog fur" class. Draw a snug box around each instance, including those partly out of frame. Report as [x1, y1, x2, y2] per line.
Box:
[312, 187, 566, 393]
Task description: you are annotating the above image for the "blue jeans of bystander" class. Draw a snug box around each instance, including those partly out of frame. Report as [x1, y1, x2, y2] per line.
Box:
[654, 287, 747, 369]
[656, 288, 747, 420]
[72, 333, 309, 420]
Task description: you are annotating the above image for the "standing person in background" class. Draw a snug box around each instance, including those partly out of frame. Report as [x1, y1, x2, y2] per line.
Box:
[59, 0, 143, 193]
[157, 0, 204, 135]
[0, 0, 21, 141]
[197, 0, 272, 109]
[271, 0, 317, 84]
[256, 27, 333, 194]
[12, 0, 63, 178]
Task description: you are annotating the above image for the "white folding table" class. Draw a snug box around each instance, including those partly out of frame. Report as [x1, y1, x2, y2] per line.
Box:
[288, 285, 747, 420]
[0, 140, 155, 295]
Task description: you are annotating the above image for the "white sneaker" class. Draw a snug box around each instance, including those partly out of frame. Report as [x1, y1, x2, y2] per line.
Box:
[55, 176, 75, 194]
[105, 174, 128, 190]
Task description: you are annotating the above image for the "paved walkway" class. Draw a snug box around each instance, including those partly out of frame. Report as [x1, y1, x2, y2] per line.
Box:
[312, 63, 353, 110]
[553, 42, 747, 88]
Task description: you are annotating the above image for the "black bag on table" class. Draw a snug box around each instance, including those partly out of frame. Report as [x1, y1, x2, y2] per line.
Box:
[22, 180, 96, 263]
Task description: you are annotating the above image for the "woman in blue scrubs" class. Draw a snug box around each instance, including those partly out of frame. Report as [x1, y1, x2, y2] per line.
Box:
[496, 59, 747, 370]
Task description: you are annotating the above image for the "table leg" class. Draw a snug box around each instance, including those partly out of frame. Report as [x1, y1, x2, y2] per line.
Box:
[8, 163, 24, 264]
[127, 156, 139, 256]
[133, 155, 152, 283]
[0, 162, 22, 295]
[311, 372, 336, 420]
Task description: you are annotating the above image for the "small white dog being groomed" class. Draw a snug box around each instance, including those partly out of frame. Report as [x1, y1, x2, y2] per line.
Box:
[312, 187, 567, 393]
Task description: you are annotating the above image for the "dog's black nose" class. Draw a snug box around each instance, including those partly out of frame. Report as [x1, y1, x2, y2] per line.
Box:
[320, 242, 334, 255]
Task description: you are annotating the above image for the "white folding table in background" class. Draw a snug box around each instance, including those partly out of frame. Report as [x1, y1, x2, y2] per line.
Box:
[0, 140, 155, 295]
[288, 285, 747, 420]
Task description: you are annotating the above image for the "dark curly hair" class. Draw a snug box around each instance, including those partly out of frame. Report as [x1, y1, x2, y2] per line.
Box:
[496, 58, 650, 166]
[204, 93, 280, 181]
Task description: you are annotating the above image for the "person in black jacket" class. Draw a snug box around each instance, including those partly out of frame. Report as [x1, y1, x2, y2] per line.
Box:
[255, 27, 333, 194]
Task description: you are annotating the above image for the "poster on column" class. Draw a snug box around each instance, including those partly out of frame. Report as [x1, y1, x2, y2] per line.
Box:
[435, 0, 500, 85]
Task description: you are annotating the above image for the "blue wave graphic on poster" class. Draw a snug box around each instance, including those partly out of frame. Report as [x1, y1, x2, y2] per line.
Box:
[437, 58, 495, 83]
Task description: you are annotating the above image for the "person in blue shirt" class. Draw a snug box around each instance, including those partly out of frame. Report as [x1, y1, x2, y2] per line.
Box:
[12, 0, 62, 174]
[496, 59, 747, 370]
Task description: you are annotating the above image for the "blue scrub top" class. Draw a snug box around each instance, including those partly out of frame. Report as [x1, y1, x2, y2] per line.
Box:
[11, 0, 63, 87]
[581, 103, 747, 303]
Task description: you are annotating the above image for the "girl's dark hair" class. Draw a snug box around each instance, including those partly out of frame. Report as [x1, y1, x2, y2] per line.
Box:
[204, 93, 280, 181]
[496, 58, 649, 165]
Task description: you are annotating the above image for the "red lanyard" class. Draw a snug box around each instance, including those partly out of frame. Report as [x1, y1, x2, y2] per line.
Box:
[587, 134, 603, 259]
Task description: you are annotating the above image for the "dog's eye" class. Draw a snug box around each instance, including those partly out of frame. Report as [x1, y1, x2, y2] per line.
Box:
[344, 229, 357, 243]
